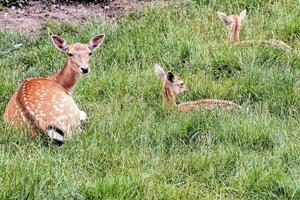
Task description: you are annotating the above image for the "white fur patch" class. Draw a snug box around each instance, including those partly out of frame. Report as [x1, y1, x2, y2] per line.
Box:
[79, 111, 87, 121]
[47, 130, 64, 142]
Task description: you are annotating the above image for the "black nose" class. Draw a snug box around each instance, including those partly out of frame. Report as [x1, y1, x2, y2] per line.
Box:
[81, 68, 89, 74]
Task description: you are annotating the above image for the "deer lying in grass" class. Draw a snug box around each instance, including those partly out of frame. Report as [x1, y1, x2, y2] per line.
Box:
[155, 64, 240, 112]
[217, 10, 291, 52]
[4, 34, 105, 144]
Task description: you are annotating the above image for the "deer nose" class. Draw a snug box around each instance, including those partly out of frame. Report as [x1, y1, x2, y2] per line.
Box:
[80, 67, 89, 74]
[182, 85, 189, 92]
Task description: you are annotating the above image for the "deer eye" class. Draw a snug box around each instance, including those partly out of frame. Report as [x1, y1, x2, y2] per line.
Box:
[180, 83, 184, 86]
[68, 53, 74, 57]
[89, 52, 92, 56]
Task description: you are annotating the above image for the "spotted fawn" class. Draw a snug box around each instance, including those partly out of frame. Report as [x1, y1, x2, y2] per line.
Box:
[155, 64, 240, 112]
[4, 34, 105, 143]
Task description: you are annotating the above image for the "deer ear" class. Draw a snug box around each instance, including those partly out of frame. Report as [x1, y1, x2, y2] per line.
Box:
[239, 9, 247, 21]
[89, 34, 105, 51]
[51, 35, 68, 52]
[166, 72, 175, 83]
[155, 64, 166, 81]
[217, 11, 231, 26]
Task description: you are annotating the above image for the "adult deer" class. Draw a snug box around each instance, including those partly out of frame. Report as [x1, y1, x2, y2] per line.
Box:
[155, 64, 240, 112]
[217, 10, 291, 52]
[4, 34, 105, 144]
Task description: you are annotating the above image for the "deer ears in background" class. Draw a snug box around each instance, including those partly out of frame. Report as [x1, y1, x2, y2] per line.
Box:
[239, 9, 247, 21]
[217, 9, 247, 25]
[51, 35, 69, 52]
[217, 12, 231, 26]
[88, 34, 105, 51]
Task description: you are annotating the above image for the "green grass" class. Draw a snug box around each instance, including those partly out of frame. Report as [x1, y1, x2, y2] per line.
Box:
[1, 0, 300, 199]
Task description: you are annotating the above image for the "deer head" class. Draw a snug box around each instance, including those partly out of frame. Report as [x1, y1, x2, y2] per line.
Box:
[217, 10, 247, 43]
[51, 34, 105, 75]
[155, 64, 189, 107]
[50, 34, 105, 93]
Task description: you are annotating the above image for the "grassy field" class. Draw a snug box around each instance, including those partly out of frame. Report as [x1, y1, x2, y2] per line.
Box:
[1, 0, 300, 199]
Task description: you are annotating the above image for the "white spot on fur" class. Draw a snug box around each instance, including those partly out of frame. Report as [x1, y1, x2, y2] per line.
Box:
[20, 112, 26, 121]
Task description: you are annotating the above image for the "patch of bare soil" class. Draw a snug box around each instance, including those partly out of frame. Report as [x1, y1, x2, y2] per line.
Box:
[0, 0, 165, 33]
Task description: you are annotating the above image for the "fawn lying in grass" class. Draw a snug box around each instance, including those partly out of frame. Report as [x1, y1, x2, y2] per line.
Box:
[155, 64, 240, 112]
[4, 34, 105, 144]
[217, 10, 291, 52]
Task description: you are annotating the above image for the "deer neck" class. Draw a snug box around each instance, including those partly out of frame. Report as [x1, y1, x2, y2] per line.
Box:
[229, 16, 241, 43]
[49, 58, 81, 94]
[163, 85, 177, 109]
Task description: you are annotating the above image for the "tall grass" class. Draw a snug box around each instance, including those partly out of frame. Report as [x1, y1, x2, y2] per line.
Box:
[0, 0, 300, 199]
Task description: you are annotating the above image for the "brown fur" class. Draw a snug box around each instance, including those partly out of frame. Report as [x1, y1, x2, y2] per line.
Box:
[229, 15, 241, 42]
[48, 58, 82, 94]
